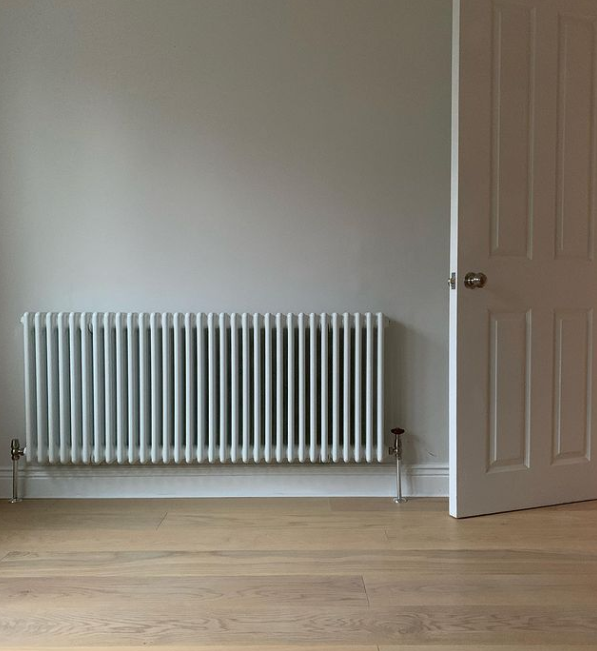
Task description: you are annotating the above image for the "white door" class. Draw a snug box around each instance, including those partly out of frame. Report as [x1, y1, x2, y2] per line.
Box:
[450, 0, 597, 517]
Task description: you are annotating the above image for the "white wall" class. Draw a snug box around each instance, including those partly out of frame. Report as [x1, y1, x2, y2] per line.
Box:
[0, 0, 452, 491]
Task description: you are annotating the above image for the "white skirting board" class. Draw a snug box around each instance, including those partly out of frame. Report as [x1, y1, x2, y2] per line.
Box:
[0, 463, 447, 499]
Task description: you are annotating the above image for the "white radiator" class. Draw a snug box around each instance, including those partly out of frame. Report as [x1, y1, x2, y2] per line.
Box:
[22, 312, 386, 465]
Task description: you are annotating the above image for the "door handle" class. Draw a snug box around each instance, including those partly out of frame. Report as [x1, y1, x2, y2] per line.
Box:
[464, 272, 487, 289]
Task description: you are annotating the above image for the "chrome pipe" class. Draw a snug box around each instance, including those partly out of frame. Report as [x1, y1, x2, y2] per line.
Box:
[389, 427, 407, 504]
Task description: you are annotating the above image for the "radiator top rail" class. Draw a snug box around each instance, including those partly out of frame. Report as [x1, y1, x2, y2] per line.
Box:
[22, 312, 390, 328]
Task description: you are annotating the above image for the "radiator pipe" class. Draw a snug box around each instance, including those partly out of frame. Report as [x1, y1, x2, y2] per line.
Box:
[9, 438, 25, 503]
[389, 427, 407, 504]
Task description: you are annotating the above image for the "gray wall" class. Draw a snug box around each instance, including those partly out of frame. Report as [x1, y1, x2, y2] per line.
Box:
[0, 0, 452, 472]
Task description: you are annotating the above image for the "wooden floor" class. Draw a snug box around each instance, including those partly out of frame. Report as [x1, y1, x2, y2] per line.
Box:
[1, 497, 597, 649]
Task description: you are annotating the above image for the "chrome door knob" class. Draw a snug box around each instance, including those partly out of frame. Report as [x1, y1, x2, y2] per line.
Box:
[464, 272, 487, 289]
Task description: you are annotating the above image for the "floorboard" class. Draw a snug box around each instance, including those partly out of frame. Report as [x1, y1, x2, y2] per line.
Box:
[1, 497, 596, 647]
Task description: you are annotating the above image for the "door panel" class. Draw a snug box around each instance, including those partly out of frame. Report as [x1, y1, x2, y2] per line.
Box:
[490, 3, 536, 260]
[552, 309, 592, 464]
[555, 15, 596, 260]
[488, 311, 531, 472]
[450, 0, 597, 517]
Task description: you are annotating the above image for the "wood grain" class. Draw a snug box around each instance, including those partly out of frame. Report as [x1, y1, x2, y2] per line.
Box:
[379, 646, 597, 651]
[2, 606, 597, 645]
[364, 572, 597, 606]
[0, 575, 369, 610]
[0, 511, 166, 531]
[330, 497, 448, 511]
[0, 497, 334, 514]
[11, 647, 376, 651]
[1, 497, 597, 648]
[0, 524, 392, 552]
[4, 547, 597, 577]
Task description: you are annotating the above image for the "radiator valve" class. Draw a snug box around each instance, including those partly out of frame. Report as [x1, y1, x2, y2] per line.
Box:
[389, 427, 405, 460]
[9, 438, 25, 504]
[11, 438, 24, 462]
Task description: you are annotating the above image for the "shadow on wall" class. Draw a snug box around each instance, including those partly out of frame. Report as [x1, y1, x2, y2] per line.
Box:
[387, 320, 446, 466]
